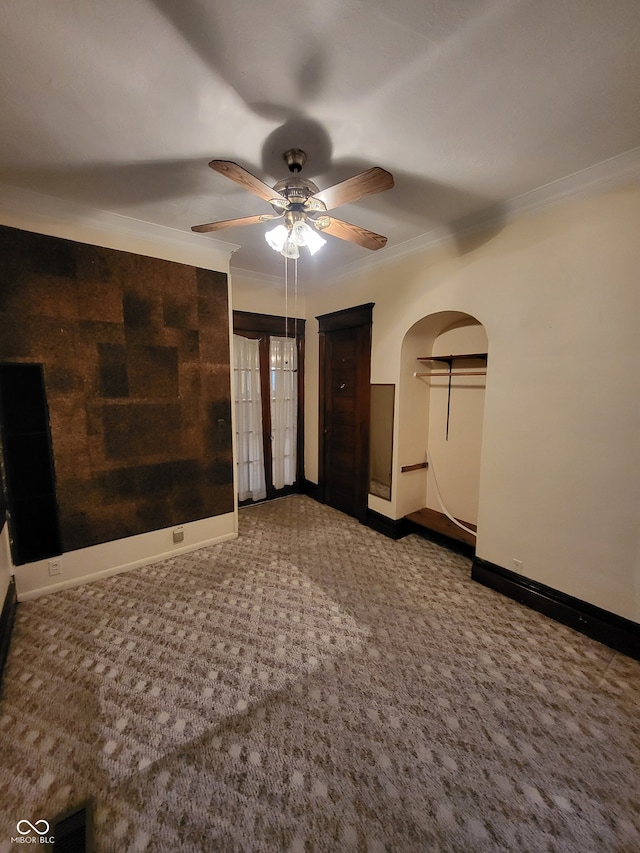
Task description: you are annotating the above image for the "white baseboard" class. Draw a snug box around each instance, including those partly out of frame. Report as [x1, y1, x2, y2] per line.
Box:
[14, 512, 237, 601]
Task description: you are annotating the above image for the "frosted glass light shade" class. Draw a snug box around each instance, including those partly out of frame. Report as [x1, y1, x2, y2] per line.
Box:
[291, 220, 326, 255]
[281, 235, 300, 259]
[265, 224, 288, 253]
[265, 220, 326, 257]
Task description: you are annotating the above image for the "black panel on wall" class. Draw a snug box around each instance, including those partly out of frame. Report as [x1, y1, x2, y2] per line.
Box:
[0, 363, 62, 564]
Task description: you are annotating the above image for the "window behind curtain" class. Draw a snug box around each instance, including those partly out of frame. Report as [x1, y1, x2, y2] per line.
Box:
[269, 337, 297, 490]
[233, 335, 266, 502]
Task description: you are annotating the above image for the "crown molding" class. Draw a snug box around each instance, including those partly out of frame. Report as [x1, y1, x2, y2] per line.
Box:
[502, 144, 640, 214]
[0, 182, 239, 272]
[229, 266, 286, 289]
[327, 146, 640, 286]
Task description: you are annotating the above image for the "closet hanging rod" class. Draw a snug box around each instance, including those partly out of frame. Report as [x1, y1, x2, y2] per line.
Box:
[416, 353, 487, 362]
[414, 370, 487, 378]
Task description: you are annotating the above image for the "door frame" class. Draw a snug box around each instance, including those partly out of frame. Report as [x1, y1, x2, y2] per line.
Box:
[317, 303, 374, 522]
[233, 311, 305, 502]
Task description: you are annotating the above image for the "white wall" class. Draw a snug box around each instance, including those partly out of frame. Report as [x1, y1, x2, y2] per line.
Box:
[230, 269, 308, 319]
[248, 187, 640, 622]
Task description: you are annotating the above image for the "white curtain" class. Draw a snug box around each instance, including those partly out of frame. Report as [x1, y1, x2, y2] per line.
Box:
[270, 337, 297, 489]
[233, 335, 267, 502]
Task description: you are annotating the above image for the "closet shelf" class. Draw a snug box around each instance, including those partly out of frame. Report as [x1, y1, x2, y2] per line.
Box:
[414, 353, 488, 440]
[414, 353, 487, 379]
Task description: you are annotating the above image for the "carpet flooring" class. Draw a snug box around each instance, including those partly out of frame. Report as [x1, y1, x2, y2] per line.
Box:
[0, 495, 639, 852]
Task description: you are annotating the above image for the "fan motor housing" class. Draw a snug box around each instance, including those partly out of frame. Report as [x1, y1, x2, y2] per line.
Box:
[272, 177, 321, 208]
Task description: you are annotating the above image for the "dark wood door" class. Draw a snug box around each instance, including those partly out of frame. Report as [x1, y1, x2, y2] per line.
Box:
[318, 304, 373, 521]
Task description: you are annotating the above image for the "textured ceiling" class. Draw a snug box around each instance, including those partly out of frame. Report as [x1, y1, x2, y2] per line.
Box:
[1, 0, 639, 280]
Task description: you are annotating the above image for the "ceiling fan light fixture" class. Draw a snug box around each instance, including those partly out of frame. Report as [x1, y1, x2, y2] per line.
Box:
[197, 151, 392, 255]
[265, 219, 326, 258]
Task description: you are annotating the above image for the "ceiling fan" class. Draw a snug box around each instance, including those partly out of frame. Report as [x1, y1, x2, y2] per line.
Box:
[191, 149, 394, 258]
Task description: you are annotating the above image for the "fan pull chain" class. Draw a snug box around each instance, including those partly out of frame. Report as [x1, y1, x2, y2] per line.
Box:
[294, 257, 298, 346]
[284, 254, 289, 337]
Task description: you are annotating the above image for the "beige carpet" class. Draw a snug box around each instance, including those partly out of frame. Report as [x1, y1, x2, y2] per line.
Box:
[0, 495, 639, 852]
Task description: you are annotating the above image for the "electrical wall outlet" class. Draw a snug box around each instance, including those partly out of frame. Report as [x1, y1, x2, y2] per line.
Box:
[173, 526, 184, 544]
[48, 558, 62, 576]
[512, 558, 523, 573]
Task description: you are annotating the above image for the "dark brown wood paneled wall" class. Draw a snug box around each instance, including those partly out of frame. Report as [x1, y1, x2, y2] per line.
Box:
[0, 224, 233, 553]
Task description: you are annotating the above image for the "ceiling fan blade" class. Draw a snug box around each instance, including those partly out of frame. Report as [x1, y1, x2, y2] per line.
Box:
[191, 213, 282, 233]
[311, 167, 394, 211]
[314, 216, 388, 250]
[209, 160, 286, 204]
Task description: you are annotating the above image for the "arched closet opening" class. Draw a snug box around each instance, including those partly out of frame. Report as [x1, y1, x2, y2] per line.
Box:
[397, 311, 488, 552]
